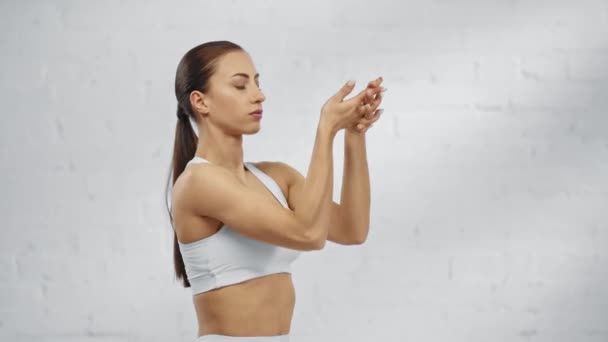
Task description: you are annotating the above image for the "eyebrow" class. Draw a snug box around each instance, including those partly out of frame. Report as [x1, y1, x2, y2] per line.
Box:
[231, 73, 259, 79]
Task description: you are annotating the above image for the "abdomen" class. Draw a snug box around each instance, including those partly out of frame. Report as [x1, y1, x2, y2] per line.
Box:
[193, 272, 295, 337]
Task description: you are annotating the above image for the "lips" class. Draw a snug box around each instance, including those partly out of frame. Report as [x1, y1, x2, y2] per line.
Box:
[249, 109, 263, 115]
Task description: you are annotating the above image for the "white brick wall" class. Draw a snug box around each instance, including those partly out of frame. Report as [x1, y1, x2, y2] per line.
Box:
[1, 1, 607, 341]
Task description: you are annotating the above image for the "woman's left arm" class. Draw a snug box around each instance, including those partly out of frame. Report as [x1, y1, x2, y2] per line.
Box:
[328, 78, 385, 244]
[332, 131, 371, 243]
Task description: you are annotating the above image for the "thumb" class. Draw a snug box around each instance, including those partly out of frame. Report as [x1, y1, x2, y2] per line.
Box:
[333, 80, 356, 101]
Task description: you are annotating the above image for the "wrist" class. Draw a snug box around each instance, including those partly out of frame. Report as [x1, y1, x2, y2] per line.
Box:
[318, 115, 338, 139]
[345, 127, 365, 137]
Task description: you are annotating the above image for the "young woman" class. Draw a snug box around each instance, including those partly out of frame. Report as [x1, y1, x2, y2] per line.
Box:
[166, 40, 385, 341]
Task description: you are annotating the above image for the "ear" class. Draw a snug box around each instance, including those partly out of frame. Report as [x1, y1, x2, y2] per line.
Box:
[190, 90, 210, 116]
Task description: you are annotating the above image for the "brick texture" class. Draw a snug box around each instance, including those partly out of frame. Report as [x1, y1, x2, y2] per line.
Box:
[1, 1, 607, 341]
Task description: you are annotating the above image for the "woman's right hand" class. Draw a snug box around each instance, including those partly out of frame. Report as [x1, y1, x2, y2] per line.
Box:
[320, 80, 375, 134]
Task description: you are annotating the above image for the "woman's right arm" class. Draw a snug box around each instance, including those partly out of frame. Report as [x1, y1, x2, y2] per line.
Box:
[176, 119, 335, 251]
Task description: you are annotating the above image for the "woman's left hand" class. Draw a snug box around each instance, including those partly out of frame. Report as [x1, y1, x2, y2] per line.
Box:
[348, 77, 386, 134]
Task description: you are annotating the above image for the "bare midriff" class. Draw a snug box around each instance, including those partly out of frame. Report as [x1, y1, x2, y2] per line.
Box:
[193, 272, 295, 337]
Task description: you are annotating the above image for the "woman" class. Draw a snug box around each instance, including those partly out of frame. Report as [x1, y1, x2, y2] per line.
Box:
[165, 40, 385, 341]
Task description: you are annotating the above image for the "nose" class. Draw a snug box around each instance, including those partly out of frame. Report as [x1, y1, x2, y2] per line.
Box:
[253, 87, 265, 103]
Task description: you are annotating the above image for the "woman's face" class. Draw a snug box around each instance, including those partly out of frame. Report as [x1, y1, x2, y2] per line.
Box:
[201, 50, 266, 135]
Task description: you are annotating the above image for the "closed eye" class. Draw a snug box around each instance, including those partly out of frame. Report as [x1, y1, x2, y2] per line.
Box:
[235, 84, 261, 90]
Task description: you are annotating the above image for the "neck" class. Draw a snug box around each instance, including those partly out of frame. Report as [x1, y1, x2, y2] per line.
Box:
[195, 129, 246, 176]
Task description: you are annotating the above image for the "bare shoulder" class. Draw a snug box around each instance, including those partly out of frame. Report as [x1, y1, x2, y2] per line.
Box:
[173, 162, 219, 191]
[252, 161, 303, 189]
[172, 162, 231, 210]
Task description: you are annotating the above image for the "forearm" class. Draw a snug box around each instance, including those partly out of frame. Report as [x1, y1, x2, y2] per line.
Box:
[293, 119, 336, 230]
[308, 151, 334, 245]
[339, 131, 371, 239]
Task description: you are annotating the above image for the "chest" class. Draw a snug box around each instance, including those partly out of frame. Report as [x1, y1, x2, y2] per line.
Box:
[244, 167, 290, 209]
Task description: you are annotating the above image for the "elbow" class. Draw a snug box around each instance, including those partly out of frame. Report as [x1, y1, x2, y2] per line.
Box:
[349, 227, 369, 245]
[310, 236, 327, 250]
[350, 234, 368, 245]
[302, 228, 327, 251]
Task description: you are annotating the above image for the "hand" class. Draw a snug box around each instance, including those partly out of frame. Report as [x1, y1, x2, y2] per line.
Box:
[348, 77, 386, 134]
[320, 80, 371, 134]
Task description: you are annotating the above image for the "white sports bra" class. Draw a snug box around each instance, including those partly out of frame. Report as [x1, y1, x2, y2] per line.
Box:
[177, 156, 301, 295]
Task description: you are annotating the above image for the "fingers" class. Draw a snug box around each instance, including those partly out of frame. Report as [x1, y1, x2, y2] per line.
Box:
[365, 77, 383, 89]
[338, 77, 386, 132]
[366, 77, 383, 91]
[354, 77, 385, 132]
[360, 108, 383, 125]
[369, 87, 385, 111]
[333, 80, 357, 101]
[347, 77, 382, 103]
[346, 86, 376, 110]
[363, 88, 376, 105]
[363, 77, 383, 103]
[357, 102, 372, 117]
[358, 86, 385, 119]
[343, 76, 384, 105]
[355, 108, 383, 132]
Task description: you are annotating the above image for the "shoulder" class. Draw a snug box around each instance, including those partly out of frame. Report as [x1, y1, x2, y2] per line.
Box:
[174, 162, 226, 190]
[172, 162, 234, 209]
[251, 161, 304, 189]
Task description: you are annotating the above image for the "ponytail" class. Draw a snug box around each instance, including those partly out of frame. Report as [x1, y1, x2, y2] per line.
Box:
[165, 104, 198, 287]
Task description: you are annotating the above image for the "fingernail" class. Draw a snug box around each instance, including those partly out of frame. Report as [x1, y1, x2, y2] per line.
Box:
[381, 87, 388, 93]
[377, 109, 384, 115]
[347, 80, 356, 86]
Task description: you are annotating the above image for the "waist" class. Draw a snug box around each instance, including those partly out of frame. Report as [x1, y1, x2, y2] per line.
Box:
[194, 273, 295, 337]
[189, 264, 293, 295]
[196, 334, 290, 341]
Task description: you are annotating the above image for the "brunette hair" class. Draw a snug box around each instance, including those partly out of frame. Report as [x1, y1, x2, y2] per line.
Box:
[165, 40, 243, 287]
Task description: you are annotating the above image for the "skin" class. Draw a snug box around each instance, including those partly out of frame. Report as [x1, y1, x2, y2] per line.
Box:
[172, 50, 385, 337]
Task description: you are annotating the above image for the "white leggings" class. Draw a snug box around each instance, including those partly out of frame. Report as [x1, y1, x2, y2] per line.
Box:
[196, 334, 289, 342]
